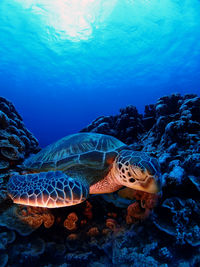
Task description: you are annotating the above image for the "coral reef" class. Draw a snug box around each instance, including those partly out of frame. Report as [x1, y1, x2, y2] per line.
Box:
[153, 197, 200, 247]
[0, 93, 199, 266]
[81, 93, 200, 266]
[0, 205, 38, 236]
[81, 105, 144, 145]
[0, 97, 40, 170]
[17, 206, 55, 229]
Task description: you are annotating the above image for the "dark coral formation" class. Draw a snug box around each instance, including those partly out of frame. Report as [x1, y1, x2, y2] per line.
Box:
[0, 97, 40, 170]
[0, 97, 40, 209]
[0, 93, 199, 266]
[81, 105, 144, 144]
[81, 93, 200, 265]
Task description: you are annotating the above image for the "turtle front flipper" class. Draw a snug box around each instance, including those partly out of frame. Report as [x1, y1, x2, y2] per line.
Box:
[7, 171, 89, 208]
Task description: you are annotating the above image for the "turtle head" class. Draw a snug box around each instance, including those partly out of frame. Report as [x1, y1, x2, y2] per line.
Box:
[114, 150, 161, 194]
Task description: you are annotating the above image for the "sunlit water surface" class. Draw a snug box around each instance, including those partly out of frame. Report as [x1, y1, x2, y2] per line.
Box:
[0, 0, 200, 146]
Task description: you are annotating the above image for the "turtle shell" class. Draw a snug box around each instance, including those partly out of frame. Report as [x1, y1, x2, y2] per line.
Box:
[23, 133, 125, 183]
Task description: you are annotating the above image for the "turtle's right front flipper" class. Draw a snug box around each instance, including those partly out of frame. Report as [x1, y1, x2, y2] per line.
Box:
[7, 171, 89, 208]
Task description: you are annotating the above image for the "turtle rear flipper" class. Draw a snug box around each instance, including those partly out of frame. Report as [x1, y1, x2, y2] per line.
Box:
[7, 171, 89, 208]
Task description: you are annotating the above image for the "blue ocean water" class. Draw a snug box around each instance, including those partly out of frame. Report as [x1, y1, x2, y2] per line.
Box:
[0, 0, 200, 147]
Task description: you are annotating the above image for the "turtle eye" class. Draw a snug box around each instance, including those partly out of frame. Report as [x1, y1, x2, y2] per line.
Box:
[130, 166, 141, 178]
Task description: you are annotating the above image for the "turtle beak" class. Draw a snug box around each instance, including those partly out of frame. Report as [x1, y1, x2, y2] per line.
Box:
[132, 176, 160, 194]
[143, 177, 160, 194]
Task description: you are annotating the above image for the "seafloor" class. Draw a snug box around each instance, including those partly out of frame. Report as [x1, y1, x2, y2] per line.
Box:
[0, 93, 199, 267]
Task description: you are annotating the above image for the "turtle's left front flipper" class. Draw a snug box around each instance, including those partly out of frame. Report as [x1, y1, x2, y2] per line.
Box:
[7, 171, 89, 208]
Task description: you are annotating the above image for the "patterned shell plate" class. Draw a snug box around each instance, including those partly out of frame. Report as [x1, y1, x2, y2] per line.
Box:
[23, 133, 125, 172]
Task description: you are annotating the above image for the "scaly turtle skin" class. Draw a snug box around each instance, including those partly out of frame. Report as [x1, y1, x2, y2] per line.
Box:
[7, 133, 161, 208]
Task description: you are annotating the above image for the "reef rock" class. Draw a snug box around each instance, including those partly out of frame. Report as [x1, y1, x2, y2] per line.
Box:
[80, 93, 200, 266]
[0, 97, 40, 169]
[81, 105, 144, 144]
[153, 197, 200, 247]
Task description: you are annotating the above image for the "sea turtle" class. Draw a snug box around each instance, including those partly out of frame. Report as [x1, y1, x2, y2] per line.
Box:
[7, 133, 161, 208]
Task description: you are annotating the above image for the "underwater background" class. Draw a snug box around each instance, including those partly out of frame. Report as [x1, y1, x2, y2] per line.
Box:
[0, 0, 200, 147]
[0, 0, 200, 267]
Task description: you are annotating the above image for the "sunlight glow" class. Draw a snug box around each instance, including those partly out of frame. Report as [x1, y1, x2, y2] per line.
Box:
[15, 0, 117, 41]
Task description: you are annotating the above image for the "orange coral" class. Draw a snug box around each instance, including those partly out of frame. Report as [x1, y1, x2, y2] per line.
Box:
[126, 202, 150, 224]
[106, 218, 118, 230]
[143, 193, 158, 209]
[43, 214, 54, 228]
[17, 206, 55, 229]
[64, 220, 76, 231]
[56, 217, 61, 224]
[107, 212, 117, 218]
[102, 228, 111, 235]
[124, 189, 159, 224]
[118, 188, 158, 223]
[67, 212, 78, 222]
[87, 227, 99, 237]
[64, 212, 78, 231]
[80, 219, 87, 227]
[132, 190, 158, 209]
[83, 201, 93, 220]
[67, 233, 78, 241]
